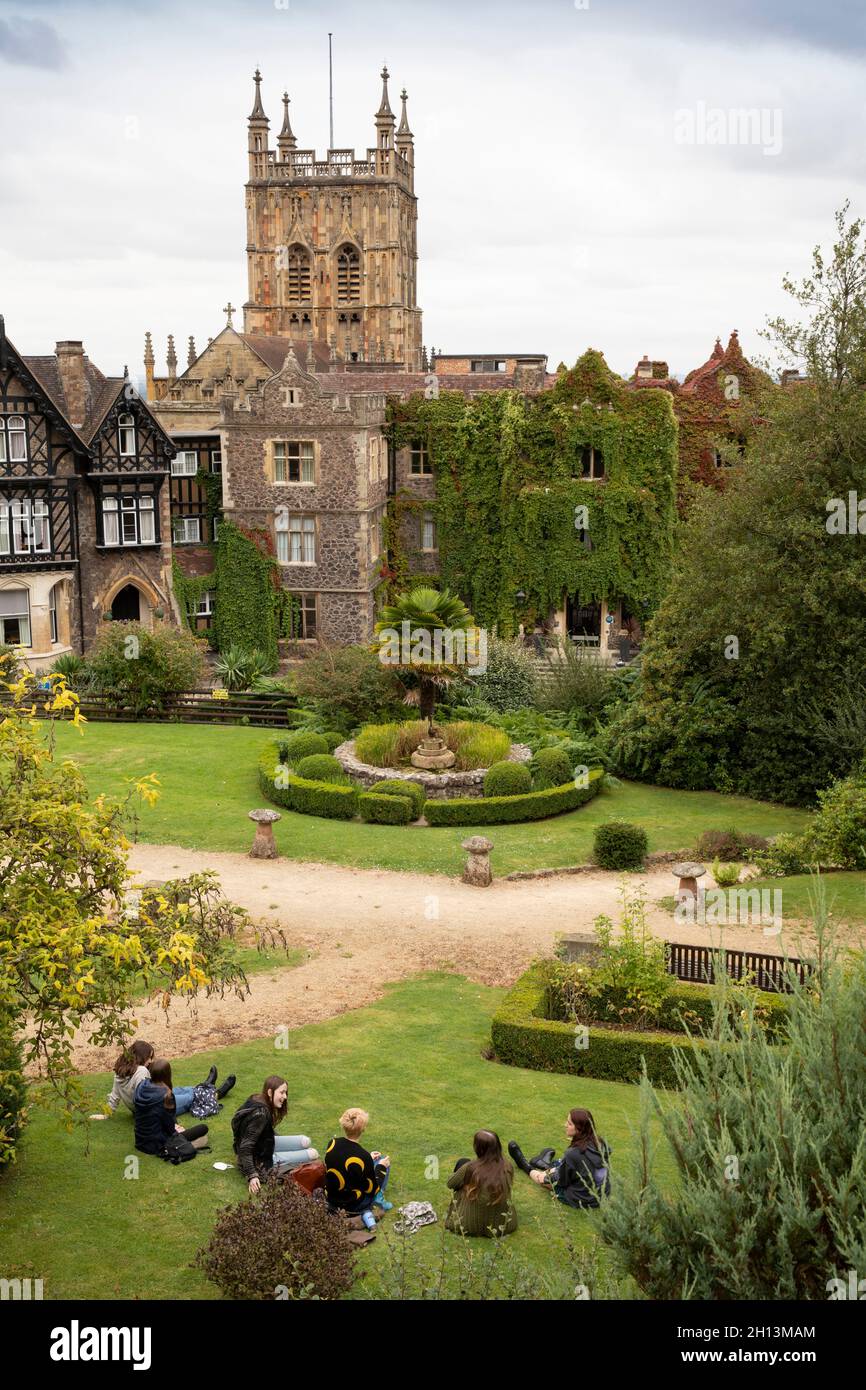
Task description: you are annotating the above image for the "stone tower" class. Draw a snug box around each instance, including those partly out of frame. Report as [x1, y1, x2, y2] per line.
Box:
[243, 66, 422, 370]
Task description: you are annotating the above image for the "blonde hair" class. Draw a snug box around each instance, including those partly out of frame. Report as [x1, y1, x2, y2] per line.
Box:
[339, 1107, 369, 1138]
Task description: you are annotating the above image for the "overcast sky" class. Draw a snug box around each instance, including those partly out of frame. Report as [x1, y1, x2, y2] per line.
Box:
[1, 0, 864, 384]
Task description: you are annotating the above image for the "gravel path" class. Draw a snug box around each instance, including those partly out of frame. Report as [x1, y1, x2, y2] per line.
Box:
[67, 842, 839, 1074]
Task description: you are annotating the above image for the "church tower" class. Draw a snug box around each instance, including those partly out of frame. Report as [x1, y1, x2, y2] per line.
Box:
[243, 66, 422, 370]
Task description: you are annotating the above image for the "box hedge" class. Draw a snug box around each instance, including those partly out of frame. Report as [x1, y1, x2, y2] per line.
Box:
[593, 820, 648, 869]
[544, 972, 790, 1042]
[425, 769, 603, 827]
[294, 753, 346, 782]
[258, 744, 358, 820]
[359, 791, 414, 825]
[483, 760, 532, 797]
[279, 730, 329, 765]
[372, 779, 426, 817]
[532, 745, 573, 790]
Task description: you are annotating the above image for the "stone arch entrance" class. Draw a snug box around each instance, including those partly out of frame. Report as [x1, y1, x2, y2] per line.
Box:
[110, 584, 141, 623]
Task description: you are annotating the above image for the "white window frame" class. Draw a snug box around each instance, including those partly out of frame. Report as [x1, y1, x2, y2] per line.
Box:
[276, 512, 316, 565]
[209, 449, 222, 473]
[102, 494, 156, 547]
[420, 510, 437, 552]
[49, 583, 59, 644]
[172, 451, 199, 476]
[118, 413, 137, 458]
[0, 587, 31, 646]
[2, 415, 28, 463]
[273, 441, 315, 485]
[172, 515, 202, 545]
[196, 589, 215, 617]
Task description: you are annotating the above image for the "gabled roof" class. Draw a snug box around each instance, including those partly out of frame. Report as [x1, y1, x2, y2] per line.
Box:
[20, 351, 173, 452]
[239, 334, 340, 374]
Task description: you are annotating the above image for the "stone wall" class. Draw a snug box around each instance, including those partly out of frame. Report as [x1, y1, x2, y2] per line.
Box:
[335, 738, 532, 799]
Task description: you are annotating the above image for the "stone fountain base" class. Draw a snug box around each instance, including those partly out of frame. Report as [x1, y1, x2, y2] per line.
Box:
[410, 735, 456, 770]
[334, 739, 532, 800]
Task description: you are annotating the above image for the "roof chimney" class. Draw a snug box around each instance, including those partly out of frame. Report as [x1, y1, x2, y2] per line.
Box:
[55, 341, 87, 427]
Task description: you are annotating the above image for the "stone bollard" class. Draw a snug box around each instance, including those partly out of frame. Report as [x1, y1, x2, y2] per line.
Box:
[672, 860, 706, 905]
[248, 808, 281, 859]
[461, 835, 494, 887]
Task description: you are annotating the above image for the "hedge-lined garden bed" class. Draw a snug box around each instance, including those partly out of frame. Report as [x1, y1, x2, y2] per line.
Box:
[425, 769, 604, 826]
[491, 962, 790, 1087]
[258, 744, 358, 820]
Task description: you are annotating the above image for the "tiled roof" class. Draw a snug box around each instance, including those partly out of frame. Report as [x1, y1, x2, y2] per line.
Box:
[239, 334, 341, 374]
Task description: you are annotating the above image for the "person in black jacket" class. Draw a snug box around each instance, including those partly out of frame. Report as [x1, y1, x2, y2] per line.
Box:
[133, 1059, 209, 1158]
[508, 1108, 611, 1210]
[231, 1075, 318, 1195]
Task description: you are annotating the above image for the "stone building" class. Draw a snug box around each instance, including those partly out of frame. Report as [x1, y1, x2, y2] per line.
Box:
[0, 317, 176, 670]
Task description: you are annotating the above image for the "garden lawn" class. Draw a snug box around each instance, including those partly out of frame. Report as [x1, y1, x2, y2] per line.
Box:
[48, 722, 811, 877]
[0, 975, 675, 1300]
[749, 871, 866, 927]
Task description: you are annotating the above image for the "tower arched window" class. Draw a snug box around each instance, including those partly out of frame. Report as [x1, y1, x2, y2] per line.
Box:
[336, 244, 361, 303]
[286, 246, 311, 303]
[118, 413, 136, 458]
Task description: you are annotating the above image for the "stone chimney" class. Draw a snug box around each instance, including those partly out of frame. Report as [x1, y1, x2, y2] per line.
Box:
[636, 354, 653, 380]
[55, 340, 87, 428]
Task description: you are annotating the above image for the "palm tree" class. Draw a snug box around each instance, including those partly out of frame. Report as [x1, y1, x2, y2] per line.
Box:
[374, 585, 478, 732]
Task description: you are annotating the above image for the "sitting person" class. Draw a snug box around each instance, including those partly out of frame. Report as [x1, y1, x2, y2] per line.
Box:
[509, 1108, 611, 1210]
[324, 1107, 392, 1232]
[92, 1039, 154, 1119]
[232, 1076, 318, 1195]
[133, 1058, 210, 1158]
[445, 1129, 517, 1237]
[171, 1059, 236, 1117]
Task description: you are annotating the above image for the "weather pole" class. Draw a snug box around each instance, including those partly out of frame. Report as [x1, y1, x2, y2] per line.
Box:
[328, 32, 334, 150]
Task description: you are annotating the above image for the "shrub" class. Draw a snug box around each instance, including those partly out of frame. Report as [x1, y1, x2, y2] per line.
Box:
[806, 771, 866, 868]
[282, 730, 329, 765]
[483, 760, 532, 797]
[359, 791, 414, 825]
[445, 721, 511, 769]
[0, 1017, 26, 1170]
[548, 891, 672, 1029]
[294, 754, 346, 782]
[214, 645, 276, 692]
[536, 639, 613, 720]
[711, 858, 741, 888]
[50, 651, 89, 687]
[751, 831, 810, 878]
[258, 745, 358, 820]
[86, 622, 207, 713]
[593, 821, 648, 870]
[292, 642, 404, 730]
[693, 828, 769, 862]
[372, 779, 426, 817]
[0, 645, 21, 683]
[449, 635, 537, 712]
[532, 745, 572, 790]
[322, 732, 344, 752]
[425, 770, 603, 826]
[354, 720, 427, 767]
[195, 1177, 356, 1300]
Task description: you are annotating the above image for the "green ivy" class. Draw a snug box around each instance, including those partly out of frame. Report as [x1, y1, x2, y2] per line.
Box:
[387, 350, 678, 635]
[172, 559, 216, 632]
[212, 522, 285, 665]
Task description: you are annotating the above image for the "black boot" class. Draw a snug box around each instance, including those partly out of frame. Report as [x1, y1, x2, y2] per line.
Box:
[216, 1074, 236, 1100]
[205, 1065, 217, 1087]
[530, 1147, 556, 1169]
[508, 1140, 532, 1176]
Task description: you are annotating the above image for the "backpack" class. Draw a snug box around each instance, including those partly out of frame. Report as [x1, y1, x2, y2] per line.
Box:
[162, 1133, 199, 1164]
[190, 1083, 220, 1119]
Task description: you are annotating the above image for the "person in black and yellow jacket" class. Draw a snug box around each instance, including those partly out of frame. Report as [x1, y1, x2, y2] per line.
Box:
[325, 1107, 393, 1232]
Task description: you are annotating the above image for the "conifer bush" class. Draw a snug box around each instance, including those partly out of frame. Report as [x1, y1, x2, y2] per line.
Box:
[599, 906, 866, 1299]
[593, 821, 648, 869]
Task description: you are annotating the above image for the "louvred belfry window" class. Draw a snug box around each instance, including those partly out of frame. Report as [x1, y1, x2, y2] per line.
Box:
[337, 245, 361, 303]
[286, 247, 312, 303]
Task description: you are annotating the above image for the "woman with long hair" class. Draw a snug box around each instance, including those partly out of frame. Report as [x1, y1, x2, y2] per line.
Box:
[509, 1108, 611, 1210]
[445, 1129, 517, 1236]
[92, 1039, 154, 1119]
[231, 1076, 318, 1195]
[133, 1058, 210, 1157]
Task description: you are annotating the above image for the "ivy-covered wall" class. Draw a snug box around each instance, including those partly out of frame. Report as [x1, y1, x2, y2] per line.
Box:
[211, 521, 287, 664]
[387, 350, 678, 635]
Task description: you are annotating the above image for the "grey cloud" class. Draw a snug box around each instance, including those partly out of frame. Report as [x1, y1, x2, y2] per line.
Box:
[0, 16, 67, 69]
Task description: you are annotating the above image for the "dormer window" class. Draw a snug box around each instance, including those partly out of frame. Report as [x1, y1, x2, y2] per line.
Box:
[0, 415, 28, 464]
[118, 414, 137, 458]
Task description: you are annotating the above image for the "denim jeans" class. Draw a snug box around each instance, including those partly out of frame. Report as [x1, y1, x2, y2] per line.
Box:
[357, 1161, 390, 1213]
[271, 1134, 317, 1172]
[173, 1086, 195, 1116]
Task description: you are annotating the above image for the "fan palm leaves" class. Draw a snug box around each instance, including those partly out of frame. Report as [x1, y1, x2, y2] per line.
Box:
[374, 586, 479, 728]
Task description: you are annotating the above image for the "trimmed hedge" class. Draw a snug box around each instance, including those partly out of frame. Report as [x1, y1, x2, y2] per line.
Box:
[490, 963, 704, 1088]
[372, 779, 426, 817]
[258, 744, 358, 820]
[359, 791, 414, 825]
[532, 746, 572, 791]
[425, 769, 603, 827]
[295, 753, 346, 782]
[543, 973, 790, 1042]
[483, 760, 532, 798]
[593, 820, 648, 869]
[280, 730, 329, 765]
[322, 732, 344, 752]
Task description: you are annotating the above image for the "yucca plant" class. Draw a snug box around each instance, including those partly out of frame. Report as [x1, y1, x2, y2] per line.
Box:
[374, 586, 478, 733]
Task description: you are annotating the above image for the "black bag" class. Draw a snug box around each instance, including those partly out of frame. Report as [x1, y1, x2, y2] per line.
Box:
[190, 1082, 220, 1119]
[162, 1133, 199, 1164]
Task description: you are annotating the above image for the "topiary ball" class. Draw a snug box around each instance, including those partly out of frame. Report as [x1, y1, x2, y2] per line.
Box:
[322, 732, 344, 752]
[282, 730, 329, 766]
[372, 779, 426, 818]
[593, 820, 648, 870]
[483, 760, 532, 798]
[295, 753, 346, 782]
[532, 745, 572, 790]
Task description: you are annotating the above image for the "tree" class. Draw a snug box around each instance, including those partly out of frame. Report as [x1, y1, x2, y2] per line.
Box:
[292, 642, 405, 731]
[0, 668, 280, 1163]
[599, 895, 866, 1299]
[86, 621, 207, 713]
[604, 206, 866, 804]
[373, 586, 480, 730]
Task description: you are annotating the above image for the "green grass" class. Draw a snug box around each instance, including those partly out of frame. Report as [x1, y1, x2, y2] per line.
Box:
[0, 975, 675, 1300]
[656, 872, 866, 929]
[48, 722, 811, 877]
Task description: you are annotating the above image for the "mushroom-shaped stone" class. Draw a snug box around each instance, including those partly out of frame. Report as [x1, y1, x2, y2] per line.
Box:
[248, 808, 281, 859]
[461, 835, 494, 887]
[672, 861, 706, 901]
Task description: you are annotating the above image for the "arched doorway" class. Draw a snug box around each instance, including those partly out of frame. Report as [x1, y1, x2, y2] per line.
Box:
[111, 584, 141, 622]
